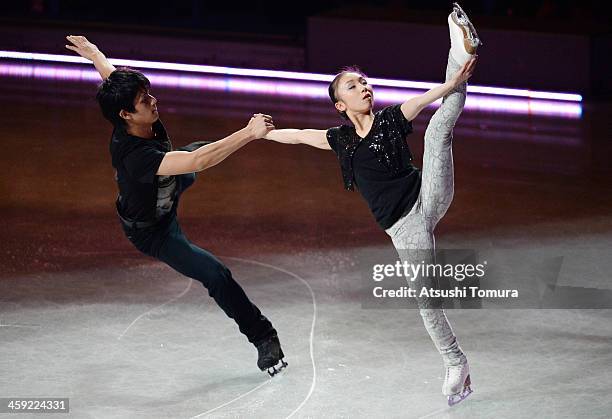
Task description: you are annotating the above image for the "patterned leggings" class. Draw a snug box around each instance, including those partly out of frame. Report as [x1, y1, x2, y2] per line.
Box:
[385, 51, 467, 367]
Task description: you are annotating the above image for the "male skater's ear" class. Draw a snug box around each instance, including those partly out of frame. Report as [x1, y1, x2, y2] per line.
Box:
[119, 109, 131, 123]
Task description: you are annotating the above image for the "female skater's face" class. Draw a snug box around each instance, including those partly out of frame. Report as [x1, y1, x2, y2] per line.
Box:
[334, 72, 374, 116]
[121, 89, 159, 126]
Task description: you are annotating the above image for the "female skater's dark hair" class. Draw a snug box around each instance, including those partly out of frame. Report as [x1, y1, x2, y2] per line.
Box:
[328, 65, 367, 120]
[96, 68, 151, 127]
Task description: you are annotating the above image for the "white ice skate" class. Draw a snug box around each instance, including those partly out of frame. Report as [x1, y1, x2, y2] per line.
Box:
[443, 360, 473, 406]
[448, 2, 482, 66]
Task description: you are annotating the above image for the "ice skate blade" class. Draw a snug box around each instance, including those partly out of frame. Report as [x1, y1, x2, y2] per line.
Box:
[266, 358, 288, 377]
[451, 2, 483, 48]
[447, 386, 473, 406]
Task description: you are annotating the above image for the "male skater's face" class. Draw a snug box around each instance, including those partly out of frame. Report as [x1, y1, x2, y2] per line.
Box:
[335, 72, 374, 116]
[122, 89, 159, 126]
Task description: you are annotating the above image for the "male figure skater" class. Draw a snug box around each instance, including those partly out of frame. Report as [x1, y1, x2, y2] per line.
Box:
[65, 35, 287, 376]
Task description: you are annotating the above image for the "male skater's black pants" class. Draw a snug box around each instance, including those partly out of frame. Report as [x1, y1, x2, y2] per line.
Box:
[119, 172, 275, 345]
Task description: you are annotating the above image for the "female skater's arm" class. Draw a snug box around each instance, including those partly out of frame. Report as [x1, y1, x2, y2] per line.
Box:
[65, 35, 116, 80]
[264, 129, 331, 150]
[400, 57, 477, 121]
[157, 114, 274, 175]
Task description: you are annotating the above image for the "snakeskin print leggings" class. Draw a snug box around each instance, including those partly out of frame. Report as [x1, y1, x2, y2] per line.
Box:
[385, 51, 467, 367]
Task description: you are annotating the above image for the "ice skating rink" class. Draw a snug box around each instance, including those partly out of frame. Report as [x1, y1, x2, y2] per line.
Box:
[1, 76, 611, 418]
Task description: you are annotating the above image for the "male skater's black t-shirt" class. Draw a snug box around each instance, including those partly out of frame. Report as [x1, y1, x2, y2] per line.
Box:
[109, 120, 177, 222]
[327, 105, 422, 230]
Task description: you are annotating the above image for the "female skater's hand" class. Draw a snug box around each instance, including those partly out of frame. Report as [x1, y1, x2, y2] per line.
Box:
[451, 56, 478, 87]
[65, 35, 104, 61]
[247, 113, 275, 139]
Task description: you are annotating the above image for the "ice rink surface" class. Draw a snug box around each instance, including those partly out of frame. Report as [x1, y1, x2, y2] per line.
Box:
[1, 76, 611, 418]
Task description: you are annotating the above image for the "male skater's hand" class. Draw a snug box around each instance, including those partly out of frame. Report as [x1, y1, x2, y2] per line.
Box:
[65, 35, 116, 79]
[451, 56, 478, 86]
[247, 113, 275, 139]
[65, 35, 105, 61]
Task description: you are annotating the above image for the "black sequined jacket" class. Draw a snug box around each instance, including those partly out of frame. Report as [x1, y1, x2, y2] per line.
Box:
[325, 104, 414, 191]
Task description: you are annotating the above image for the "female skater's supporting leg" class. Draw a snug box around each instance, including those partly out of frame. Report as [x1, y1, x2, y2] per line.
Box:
[385, 205, 465, 368]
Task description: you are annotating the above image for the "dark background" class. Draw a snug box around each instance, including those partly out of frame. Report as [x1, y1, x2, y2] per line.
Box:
[2, 0, 609, 37]
[1, 0, 610, 276]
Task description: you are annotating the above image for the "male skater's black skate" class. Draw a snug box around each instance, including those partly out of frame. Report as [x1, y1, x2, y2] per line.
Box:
[256, 334, 287, 377]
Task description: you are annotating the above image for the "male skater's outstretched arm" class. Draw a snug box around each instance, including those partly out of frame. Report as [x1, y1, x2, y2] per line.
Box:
[65, 35, 275, 175]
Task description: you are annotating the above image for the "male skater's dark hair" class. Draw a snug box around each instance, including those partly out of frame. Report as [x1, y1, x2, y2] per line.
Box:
[96, 68, 151, 127]
[328, 65, 367, 121]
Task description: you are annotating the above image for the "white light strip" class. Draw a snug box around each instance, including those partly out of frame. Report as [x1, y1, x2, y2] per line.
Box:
[0, 63, 583, 118]
[0, 50, 583, 102]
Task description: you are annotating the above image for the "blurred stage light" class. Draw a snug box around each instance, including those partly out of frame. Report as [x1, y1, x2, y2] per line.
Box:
[0, 51, 582, 118]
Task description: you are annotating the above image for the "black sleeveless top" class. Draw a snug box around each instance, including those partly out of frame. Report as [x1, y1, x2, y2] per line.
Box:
[326, 104, 422, 229]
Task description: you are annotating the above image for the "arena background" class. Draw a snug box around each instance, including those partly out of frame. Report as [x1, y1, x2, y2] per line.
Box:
[1, 1, 610, 418]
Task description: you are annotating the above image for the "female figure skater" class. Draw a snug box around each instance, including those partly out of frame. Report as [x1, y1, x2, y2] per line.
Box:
[65, 36, 287, 376]
[264, 3, 481, 404]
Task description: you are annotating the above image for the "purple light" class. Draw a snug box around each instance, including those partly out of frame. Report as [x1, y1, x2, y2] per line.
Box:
[0, 62, 582, 118]
[0, 50, 583, 102]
